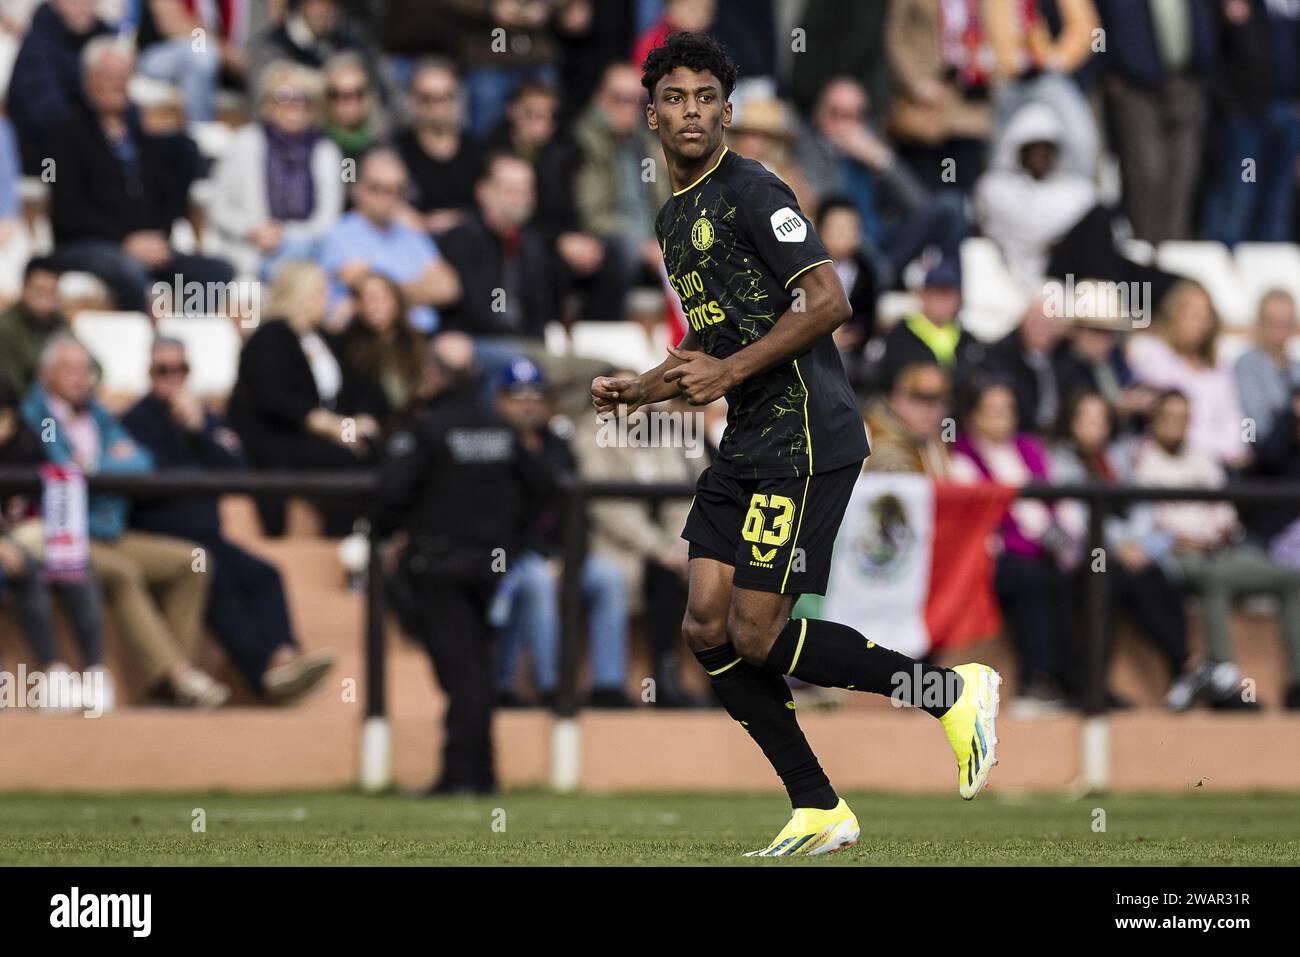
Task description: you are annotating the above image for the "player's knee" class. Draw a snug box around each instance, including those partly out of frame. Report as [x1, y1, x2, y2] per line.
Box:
[681, 610, 725, 654]
[725, 607, 780, 666]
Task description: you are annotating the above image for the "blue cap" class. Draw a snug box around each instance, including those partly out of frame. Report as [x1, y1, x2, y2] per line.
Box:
[498, 356, 546, 394]
[923, 258, 962, 290]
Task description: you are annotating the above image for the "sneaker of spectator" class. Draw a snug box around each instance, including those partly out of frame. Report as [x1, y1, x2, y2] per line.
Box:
[5, 0, 114, 176]
[210, 60, 344, 279]
[21, 334, 230, 709]
[44, 37, 236, 314]
[393, 57, 485, 237]
[319, 147, 461, 334]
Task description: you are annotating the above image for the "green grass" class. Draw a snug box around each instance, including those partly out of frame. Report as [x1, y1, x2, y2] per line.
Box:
[0, 790, 1297, 866]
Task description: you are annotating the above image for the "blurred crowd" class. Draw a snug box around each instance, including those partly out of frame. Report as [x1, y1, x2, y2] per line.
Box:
[0, 0, 1299, 717]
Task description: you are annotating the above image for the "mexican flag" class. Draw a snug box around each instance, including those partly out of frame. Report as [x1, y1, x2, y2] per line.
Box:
[820, 474, 1015, 659]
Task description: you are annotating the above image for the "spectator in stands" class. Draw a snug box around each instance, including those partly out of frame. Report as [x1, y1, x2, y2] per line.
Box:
[985, 0, 1100, 178]
[863, 361, 954, 477]
[728, 97, 816, 213]
[133, 0, 224, 123]
[1094, 0, 1215, 243]
[330, 271, 423, 423]
[445, 0, 563, 137]
[1236, 289, 1300, 441]
[45, 37, 235, 313]
[322, 51, 384, 165]
[951, 378, 1073, 714]
[817, 196, 880, 387]
[0, 381, 109, 711]
[984, 294, 1068, 435]
[247, 0, 385, 96]
[788, 0, 892, 121]
[0, 258, 73, 398]
[6, 0, 113, 175]
[492, 357, 632, 709]
[1052, 284, 1151, 434]
[1131, 388, 1300, 709]
[1049, 389, 1201, 710]
[319, 148, 461, 334]
[973, 101, 1095, 286]
[393, 58, 485, 236]
[1202, 0, 1300, 246]
[631, 0, 716, 71]
[574, 62, 669, 294]
[438, 153, 559, 363]
[873, 258, 984, 393]
[22, 335, 228, 708]
[1253, 392, 1300, 705]
[796, 76, 968, 287]
[884, 0, 993, 193]
[210, 60, 344, 279]
[124, 336, 336, 702]
[574, 368, 707, 708]
[1129, 280, 1247, 468]
[227, 261, 381, 537]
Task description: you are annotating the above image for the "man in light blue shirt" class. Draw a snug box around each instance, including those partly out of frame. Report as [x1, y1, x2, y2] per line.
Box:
[318, 148, 461, 333]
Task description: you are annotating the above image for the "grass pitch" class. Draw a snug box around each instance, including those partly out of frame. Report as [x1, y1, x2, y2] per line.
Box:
[0, 790, 1297, 866]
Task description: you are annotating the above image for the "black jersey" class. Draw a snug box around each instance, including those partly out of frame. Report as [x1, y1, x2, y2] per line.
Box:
[655, 147, 870, 479]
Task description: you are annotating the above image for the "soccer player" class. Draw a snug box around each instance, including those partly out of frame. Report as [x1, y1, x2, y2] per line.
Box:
[591, 33, 1002, 857]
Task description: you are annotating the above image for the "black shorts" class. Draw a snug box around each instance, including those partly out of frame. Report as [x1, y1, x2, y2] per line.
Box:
[681, 460, 862, 595]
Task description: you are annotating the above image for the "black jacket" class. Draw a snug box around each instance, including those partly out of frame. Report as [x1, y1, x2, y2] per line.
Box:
[122, 393, 246, 541]
[437, 211, 560, 340]
[371, 385, 556, 579]
[48, 104, 202, 245]
[226, 318, 379, 465]
[873, 316, 985, 395]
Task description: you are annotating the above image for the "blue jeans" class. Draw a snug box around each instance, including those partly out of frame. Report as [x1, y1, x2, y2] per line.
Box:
[138, 38, 220, 122]
[1202, 100, 1300, 246]
[494, 551, 629, 694]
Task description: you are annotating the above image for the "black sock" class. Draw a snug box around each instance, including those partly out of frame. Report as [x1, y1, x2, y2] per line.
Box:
[694, 643, 838, 810]
[764, 618, 964, 719]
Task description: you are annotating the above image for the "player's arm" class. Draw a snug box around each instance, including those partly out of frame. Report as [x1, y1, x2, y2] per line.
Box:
[664, 263, 850, 404]
[591, 328, 702, 416]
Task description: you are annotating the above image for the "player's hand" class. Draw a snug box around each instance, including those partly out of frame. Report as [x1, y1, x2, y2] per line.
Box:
[662, 346, 735, 405]
[591, 375, 642, 417]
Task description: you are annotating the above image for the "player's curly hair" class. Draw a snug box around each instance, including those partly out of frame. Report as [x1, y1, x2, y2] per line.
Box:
[640, 31, 739, 100]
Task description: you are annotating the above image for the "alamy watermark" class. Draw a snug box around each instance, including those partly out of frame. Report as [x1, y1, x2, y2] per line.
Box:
[596, 409, 706, 458]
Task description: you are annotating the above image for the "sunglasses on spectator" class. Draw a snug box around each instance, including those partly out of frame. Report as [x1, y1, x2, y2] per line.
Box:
[416, 90, 454, 104]
[273, 88, 311, 106]
[362, 180, 406, 197]
[328, 86, 368, 102]
[904, 390, 947, 405]
[150, 363, 190, 377]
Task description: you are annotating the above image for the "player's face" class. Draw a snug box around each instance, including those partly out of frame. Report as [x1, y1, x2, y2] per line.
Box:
[648, 66, 731, 162]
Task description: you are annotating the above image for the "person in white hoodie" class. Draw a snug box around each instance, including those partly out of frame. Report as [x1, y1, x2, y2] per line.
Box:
[973, 102, 1095, 287]
[209, 60, 345, 279]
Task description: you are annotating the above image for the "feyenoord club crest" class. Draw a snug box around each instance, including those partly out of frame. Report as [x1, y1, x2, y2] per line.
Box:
[691, 216, 715, 251]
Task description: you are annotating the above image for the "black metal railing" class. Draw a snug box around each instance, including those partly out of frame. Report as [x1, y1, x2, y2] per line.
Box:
[2, 467, 1297, 724]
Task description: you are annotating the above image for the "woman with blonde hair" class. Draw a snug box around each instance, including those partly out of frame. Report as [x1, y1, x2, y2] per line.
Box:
[209, 60, 344, 278]
[227, 262, 381, 536]
[1129, 280, 1246, 468]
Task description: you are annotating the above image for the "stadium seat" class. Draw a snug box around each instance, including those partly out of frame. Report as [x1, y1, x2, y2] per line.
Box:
[1155, 241, 1251, 327]
[875, 291, 920, 331]
[71, 311, 154, 396]
[959, 237, 1029, 342]
[188, 121, 236, 163]
[558, 320, 662, 370]
[1232, 243, 1300, 321]
[157, 314, 243, 397]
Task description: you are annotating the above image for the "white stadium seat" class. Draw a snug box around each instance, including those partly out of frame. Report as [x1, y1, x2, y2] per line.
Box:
[72, 311, 154, 396]
[1232, 243, 1300, 322]
[558, 320, 661, 371]
[157, 315, 243, 398]
[1155, 241, 1251, 327]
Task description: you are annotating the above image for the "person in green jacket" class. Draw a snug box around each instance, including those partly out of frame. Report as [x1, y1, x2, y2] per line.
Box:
[0, 257, 72, 398]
